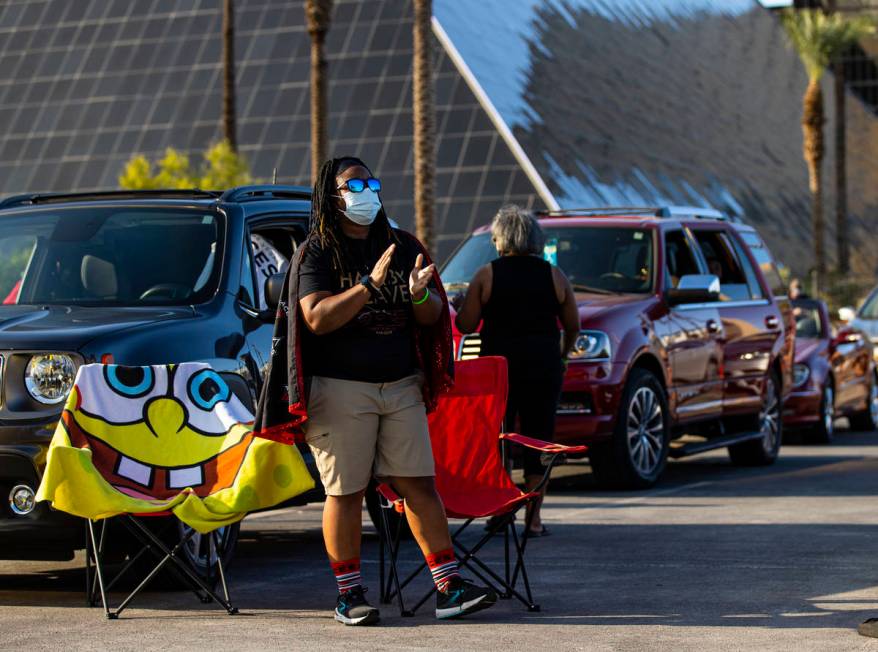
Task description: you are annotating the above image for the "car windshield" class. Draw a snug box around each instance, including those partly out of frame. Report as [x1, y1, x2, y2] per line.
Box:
[442, 226, 654, 294]
[794, 304, 824, 339]
[0, 207, 223, 307]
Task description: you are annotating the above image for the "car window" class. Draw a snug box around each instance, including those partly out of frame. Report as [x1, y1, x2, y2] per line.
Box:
[441, 226, 654, 295]
[793, 302, 825, 338]
[249, 229, 295, 309]
[691, 229, 760, 302]
[860, 291, 878, 319]
[727, 234, 766, 300]
[738, 229, 786, 297]
[2, 208, 223, 307]
[664, 230, 701, 289]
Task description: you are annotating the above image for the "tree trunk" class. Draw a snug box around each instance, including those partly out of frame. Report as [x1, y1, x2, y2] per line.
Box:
[222, 0, 237, 152]
[834, 57, 848, 274]
[412, 0, 435, 255]
[802, 78, 826, 290]
[306, 0, 332, 184]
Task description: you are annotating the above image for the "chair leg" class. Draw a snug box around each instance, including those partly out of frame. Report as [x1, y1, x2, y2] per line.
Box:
[118, 516, 209, 604]
[125, 516, 239, 615]
[212, 530, 232, 605]
[378, 501, 412, 616]
[86, 519, 113, 619]
[451, 513, 540, 611]
[508, 519, 539, 611]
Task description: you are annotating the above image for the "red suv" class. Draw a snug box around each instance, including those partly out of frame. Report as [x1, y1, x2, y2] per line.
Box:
[442, 207, 794, 488]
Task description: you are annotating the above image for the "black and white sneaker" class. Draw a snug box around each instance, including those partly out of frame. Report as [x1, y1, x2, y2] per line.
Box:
[334, 586, 380, 626]
[435, 576, 497, 619]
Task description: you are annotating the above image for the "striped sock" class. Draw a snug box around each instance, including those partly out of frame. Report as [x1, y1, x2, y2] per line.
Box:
[426, 548, 461, 593]
[331, 558, 361, 594]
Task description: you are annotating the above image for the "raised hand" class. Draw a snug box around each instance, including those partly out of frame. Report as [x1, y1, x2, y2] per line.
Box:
[409, 253, 435, 300]
[369, 244, 396, 287]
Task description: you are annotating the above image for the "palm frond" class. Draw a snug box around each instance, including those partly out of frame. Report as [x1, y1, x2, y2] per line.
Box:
[780, 9, 875, 81]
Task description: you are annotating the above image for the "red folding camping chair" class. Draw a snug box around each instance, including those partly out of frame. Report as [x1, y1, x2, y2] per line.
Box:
[376, 356, 588, 615]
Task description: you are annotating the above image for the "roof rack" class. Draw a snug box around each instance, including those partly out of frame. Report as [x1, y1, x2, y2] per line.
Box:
[537, 205, 733, 222]
[219, 185, 311, 203]
[536, 206, 658, 217]
[0, 189, 222, 209]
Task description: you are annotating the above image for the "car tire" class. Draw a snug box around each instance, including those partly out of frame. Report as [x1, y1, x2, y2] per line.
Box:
[728, 371, 782, 466]
[590, 368, 669, 490]
[805, 383, 835, 444]
[849, 373, 878, 432]
[175, 519, 240, 584]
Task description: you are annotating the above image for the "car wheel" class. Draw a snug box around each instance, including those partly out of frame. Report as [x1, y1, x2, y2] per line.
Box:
[849, 374, 878, 432]
[176, 520, 240, 583]
[728, 371, 782, 466]
[590, 368, 669, 490]
[805, 383, 835, 444]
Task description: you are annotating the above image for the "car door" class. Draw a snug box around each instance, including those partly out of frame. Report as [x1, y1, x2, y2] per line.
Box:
[241, 216, 307, 385]
[830, 301, 872, 411]
[654, 228, 723, 421]
[690, 226, 780, 416]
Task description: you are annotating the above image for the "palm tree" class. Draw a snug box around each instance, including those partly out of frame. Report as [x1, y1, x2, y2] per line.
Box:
[780, 9, 873, 291]
[306, 0, 333, 183]
[412, 0, 436, 255]
[222, 0, 237, 152]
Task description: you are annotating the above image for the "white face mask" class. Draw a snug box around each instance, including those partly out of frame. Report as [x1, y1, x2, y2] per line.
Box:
[340, 188, 382, 226]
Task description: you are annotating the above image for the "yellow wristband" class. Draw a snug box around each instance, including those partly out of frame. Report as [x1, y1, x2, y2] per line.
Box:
[412, 287, 430, 305]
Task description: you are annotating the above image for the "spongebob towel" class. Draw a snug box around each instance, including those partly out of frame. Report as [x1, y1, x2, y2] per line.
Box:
[36, 362, 314, 533]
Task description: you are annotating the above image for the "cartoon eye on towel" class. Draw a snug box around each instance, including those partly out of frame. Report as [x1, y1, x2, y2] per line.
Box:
[66, 364, 256, 499]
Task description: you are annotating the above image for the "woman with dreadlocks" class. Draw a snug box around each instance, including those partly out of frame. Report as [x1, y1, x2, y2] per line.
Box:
[255, 157, 496, 626]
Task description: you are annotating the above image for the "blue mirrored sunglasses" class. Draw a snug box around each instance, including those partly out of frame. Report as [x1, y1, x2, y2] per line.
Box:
[338, 177, 381, 193]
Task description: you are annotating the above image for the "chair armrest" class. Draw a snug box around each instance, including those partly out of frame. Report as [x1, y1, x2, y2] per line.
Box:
[376, 482, 405, 513]
[499, 432, 588, 455]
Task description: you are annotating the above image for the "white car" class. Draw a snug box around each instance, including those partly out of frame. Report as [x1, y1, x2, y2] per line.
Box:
[840, 287, 878, 348]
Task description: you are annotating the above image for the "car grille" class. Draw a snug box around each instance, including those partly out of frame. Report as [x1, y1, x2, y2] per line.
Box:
[458, 333, 482, 360]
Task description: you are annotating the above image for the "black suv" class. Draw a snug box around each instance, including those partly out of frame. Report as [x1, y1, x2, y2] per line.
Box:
[0, 186, 318, 563]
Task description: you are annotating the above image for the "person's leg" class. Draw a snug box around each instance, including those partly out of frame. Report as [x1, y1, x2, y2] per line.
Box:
[323, 489, 367, 591]
[516, 366, 564, 534]
[388, 475, 451, 554]
[305, 377, 380, 624]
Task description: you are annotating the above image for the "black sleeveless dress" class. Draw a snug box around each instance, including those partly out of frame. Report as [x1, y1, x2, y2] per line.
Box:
[480, 256, 564, 476]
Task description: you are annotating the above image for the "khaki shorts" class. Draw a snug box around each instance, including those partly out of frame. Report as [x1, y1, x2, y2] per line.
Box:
[304, 374, 435, 496]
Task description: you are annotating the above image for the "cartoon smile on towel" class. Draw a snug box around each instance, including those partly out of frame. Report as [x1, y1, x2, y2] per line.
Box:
[63, 364, 255, 499]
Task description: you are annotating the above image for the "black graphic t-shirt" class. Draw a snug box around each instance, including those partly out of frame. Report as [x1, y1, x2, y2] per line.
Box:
[298, 230, 431, 383]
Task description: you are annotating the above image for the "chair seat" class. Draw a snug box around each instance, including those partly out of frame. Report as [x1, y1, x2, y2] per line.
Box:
[442, 488, 538, 520]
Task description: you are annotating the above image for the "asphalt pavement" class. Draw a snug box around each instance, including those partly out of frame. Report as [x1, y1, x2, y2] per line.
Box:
[4, 428, 878, 651]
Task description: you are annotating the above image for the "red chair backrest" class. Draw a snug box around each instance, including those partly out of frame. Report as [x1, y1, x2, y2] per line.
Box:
[427, 356, 524, 518]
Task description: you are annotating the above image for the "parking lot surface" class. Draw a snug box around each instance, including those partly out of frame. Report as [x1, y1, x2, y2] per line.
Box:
[3, 430, 878, 651]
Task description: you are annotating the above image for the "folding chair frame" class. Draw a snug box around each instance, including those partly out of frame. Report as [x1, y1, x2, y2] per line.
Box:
[378, 435, 585, 617]
[84, 514, 239, 619]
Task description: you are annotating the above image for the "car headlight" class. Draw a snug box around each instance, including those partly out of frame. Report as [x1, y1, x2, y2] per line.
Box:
[792, 363, 810, 388]
[25, 354, 76, 405]
[568, 330, 611, 360]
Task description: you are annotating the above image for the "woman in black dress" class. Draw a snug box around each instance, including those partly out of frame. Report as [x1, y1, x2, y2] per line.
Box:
[454, 205, 579, 536]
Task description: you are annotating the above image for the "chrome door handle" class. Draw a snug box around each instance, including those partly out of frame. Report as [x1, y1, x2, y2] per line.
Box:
[765, 315, 779, 329]
[706, 319, 720, 334]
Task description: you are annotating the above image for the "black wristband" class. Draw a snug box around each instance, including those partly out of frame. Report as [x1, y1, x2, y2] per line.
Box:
[360, 274, 381, 299]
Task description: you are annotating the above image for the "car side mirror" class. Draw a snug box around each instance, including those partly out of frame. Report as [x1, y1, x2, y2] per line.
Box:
[263, 272, 285, 312]
[667, 274, 720, 306]
[838, 306, 855, 323]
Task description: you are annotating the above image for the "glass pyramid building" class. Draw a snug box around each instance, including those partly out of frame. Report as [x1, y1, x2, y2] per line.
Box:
[0, 0, 875, 270]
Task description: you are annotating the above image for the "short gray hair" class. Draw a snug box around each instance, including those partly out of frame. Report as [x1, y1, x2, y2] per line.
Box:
[490, 204, 544, 256]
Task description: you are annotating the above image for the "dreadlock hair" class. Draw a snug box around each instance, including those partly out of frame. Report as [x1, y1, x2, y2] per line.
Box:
[308, 156, 400, 276]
